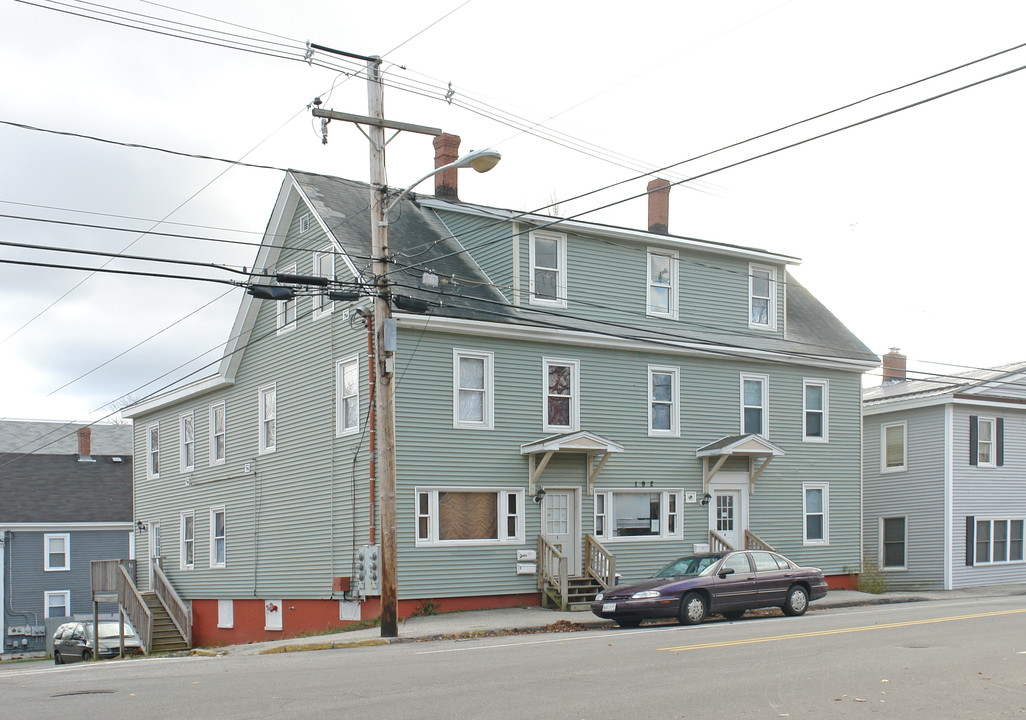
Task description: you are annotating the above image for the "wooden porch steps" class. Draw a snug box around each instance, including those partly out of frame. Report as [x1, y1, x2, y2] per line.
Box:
[142, 592, 190, 654]
[543, 576, 603, 611]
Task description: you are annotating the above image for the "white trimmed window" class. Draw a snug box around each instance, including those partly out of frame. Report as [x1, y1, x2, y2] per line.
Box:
[881, 421, 906, 473]
[209, 401, 226, 466]
[258, 384, 276, 454]
[44, 533, 70, 571]
[180, 511, 195, 570]
[217, 599, 234, 628]
[210, 506, 227, 568]
[146, 423, 160, 479]
[881, 516, 907, 570]
[179, 411, 195, 472]
[336, 356, 360, 436]
[803, 379, 828, 442]
[977, 417, 996, 467]
[276, 262, 297, 334]
[749, 263, 777, 329]
[543, 357, 580, 432]
[648, 365, 680, 437]
[415, 488, 524, 546]
[593, 490, 684, 541]
[803, 483, 829, 545]
[44, 590, 70, 618]
[312, 249, 335, 319]
[741, 374, 768, 436]
[646, 249, 678, 319]
[453, 349, 494, 430]
[975, 519, 1025, 564]
[529, 230, 567, 308]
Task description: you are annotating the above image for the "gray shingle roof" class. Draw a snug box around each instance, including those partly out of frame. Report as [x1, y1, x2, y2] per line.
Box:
[0, 454, 133, 523]
[864, 360, 1026, 405]
[0, 421, 132, 456]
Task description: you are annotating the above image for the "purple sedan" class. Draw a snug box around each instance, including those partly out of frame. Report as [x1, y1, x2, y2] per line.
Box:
[592, 550, 828, 627]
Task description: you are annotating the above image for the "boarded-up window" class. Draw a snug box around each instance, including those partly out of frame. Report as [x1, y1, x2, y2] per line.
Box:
[438, 492, 498, 541]
[417, 489, 522, 545]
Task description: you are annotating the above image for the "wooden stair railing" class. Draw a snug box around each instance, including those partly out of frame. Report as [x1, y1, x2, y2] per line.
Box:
[538, 536, 569, 610]
[584, 534, 616, 589]
[743, 530, 776, 552]
[152, 563, 192, 647]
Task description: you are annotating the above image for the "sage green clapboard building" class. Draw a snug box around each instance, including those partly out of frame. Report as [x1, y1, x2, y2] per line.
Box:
[125, 163, 877, 645]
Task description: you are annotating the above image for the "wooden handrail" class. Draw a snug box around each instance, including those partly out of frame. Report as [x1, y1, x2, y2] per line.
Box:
[743, 529, 776, 552]
[584, 534, 616, 589]
[709, 530, 733, 552]
[152, 563, 192, 647]
[118, 564, 152, 654]
[538, 536, 568, 610]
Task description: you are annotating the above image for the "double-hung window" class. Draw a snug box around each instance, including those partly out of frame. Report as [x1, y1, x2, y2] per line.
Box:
[210, 506, 227, 568]
[312, 249, 335, 319]
[276, 262, 297, 334]
[209, 402, 226, 466]
[749, 263, 777, 329]
[258, 384, 276, 454]
[881, 516, 907, 569]
[646, 249, 678, 319]
[44, 590, 70, 618]
[741, 374, 768, 436]
[970, 416, 1003, 467]
[543, 358, 580, 432]
[974, 519, 1024, 564]
[146, 423, 159, 479]
[179, 411, 195, 472]
[415, 488, 524, 546]
[592, 490, 683, 541]
[803, 379, 828, 442]
[648, 365, 680, 437]
[44, 533, 70, 571]
[881, 421, 906, 472]
[803, 483, 828, 545]
[180, 511, 195, 570]
[336, 357, 360, 436]
[529, 231, 567, 308]
[453, 350, 494, 430]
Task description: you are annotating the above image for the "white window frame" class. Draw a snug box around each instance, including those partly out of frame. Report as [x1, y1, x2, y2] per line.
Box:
[803, 378, 829, 443]
[180, 511, 195, 570]
[258, 383, 276, 454]
[749, 263, 777, 330]
[414, 487, 525, 547]
[740, 373, 769, 437]
[217, 599, 234, 628]
[44, 533, 70, 571]
[974, 518, 1025, 565]
[592, 489, 685, 542]
[542, 357, 580, 433]
[881, 421, 907, 473]
[880, 516, 908, 570]
[646, 248, 678, 319]
[528, 230, 567, 308]
[44, 590, 70, 619]
[312, 249, 335, 320]
[802, 483, 829, 546]
[209, 401, 226, 466]
[453, 349, 495, 430]
[977, 416, 996, 467]
[647, 365, 680, 437]
[276, 262, 297, 334]
[210, 506, 227, 569]
[146, 422, 160, 479]
[336, 356, 360, 437]
[179, 411, 195, 472]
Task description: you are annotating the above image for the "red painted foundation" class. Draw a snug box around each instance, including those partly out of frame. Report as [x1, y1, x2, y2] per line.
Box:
[191, 593, 542, 648]
[824, 573, 858, 591]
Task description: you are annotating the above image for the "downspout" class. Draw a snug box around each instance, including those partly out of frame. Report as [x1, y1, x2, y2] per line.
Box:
[944, 403, 954, 590]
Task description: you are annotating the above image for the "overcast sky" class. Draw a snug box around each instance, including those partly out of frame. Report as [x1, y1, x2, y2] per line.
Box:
[2, 0, 1025, 423]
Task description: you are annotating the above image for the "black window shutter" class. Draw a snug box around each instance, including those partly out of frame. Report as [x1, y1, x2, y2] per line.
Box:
[969, 415, 978, 466]
[996, 417, 1004, 466]
[966, 516, 975, 566]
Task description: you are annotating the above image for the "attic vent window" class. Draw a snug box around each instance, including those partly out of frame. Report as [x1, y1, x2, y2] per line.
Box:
[112, 456, 123, 463]
[299, 215, 311, 233]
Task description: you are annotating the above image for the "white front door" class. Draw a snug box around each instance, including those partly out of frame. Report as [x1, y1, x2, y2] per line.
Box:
[542, 489, 579, 576]
[710, 489, 745, 550]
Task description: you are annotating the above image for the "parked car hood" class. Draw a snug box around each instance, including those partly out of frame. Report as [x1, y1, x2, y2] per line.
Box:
[606, 575, 702, 596]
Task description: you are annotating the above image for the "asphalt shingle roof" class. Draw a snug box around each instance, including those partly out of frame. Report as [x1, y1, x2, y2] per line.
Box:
[0, 454, 133, 523]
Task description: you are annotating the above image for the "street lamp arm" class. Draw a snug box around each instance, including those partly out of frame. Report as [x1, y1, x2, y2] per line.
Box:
[383, 148, 501, 216]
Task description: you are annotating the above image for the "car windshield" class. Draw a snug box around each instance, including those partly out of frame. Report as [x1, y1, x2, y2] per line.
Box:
[87, 622, 139, 640]
[655, 554, 726, 578]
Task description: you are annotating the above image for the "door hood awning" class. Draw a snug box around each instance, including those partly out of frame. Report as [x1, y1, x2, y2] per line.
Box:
[696, 434, 785, 494]
[520, 431, 624, 495]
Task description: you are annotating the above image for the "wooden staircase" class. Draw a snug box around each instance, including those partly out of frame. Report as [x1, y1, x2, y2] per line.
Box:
[565, 577, 603, 610]
[143, 592, 190, 654]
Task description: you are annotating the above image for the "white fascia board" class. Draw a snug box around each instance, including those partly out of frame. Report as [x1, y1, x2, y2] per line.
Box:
[950, 397, 1026, 411]
[395, 314, 877, 373]
[121, 375, 233, 419]
[417, 198, 801, 266]
[862, 394, 952, 416]
[0, 522, 134, 532]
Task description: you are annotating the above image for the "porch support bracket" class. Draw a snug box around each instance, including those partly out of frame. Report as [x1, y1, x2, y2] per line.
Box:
[702, 455, 730, 495]
[528, 451, 555, 496]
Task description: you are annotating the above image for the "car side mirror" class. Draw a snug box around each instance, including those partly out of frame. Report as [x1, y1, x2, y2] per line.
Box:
[718, 567, 735, 578]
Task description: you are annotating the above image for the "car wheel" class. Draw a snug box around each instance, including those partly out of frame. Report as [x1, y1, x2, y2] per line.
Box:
[782, 585, 809, 616]
[614, 617, 642, 628]
[54, 651, 63, 665]
[82, 649, 93, 662]
[678, 592, 707, 625]
[722, 610, 745, 621]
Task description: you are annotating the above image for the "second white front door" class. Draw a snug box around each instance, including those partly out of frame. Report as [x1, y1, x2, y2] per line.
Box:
[542, 488, 579, 576]
[710, 488, 745, 550]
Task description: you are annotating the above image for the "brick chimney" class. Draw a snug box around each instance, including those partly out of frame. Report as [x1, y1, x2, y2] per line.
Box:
[432, 133, 461, 200]
[882, 348, 906, 385]
[77, 426, 92, 462]
[647, 178, 671, 234]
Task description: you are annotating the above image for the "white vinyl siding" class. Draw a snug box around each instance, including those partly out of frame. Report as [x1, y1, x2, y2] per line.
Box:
[453, 349, 494, 430]
[44, 533, 70, 571]
[336, 357, 360, 436]
[258, 384, 276, 454]
[179, 411, 195, 472]
[646, 248, 678, 319]
[648, 365, 680, 437]
[592, 490, 684, 541]
[415, 488, 524, 547]
[881, 421, 907, 472]
[529, 230, 567, 308]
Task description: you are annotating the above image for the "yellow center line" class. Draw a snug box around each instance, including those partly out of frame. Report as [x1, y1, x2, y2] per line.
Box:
[659, 607, 1026, 652]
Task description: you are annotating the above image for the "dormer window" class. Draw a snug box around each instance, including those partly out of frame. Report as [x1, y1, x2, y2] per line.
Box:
[529, 231, 567, 308]
[749, 263, 777, 329]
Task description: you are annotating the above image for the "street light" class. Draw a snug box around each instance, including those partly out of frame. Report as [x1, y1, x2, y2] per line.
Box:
[383, 148, 501, 215]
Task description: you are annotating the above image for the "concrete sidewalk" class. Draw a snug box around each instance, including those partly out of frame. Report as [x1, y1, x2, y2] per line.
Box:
[207, 583, 1026, 657]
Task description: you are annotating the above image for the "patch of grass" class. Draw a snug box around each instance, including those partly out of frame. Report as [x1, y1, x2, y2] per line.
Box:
[844, 559, 889, 594]
[410, 600, 441, 617]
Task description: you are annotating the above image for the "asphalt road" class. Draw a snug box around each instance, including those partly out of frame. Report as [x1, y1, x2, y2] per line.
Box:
[3, 596, 1025, 719]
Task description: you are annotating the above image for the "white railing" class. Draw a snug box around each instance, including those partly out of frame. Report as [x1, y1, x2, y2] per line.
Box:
[584, 534, 616, 589]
